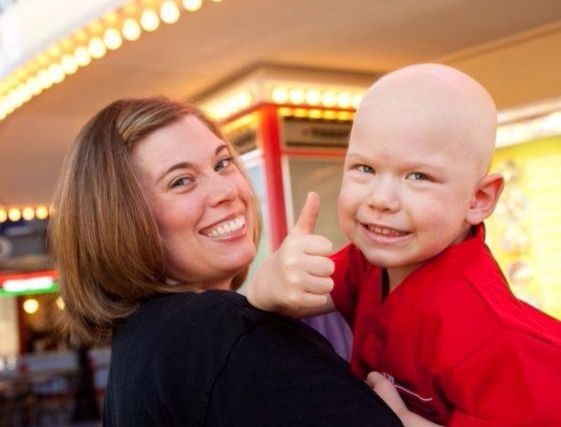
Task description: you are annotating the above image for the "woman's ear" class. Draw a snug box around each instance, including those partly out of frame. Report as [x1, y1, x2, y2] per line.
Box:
[466, 173, 504, 225]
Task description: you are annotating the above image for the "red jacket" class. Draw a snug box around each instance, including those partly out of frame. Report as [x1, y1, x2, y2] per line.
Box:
[331, 224, 561, 426]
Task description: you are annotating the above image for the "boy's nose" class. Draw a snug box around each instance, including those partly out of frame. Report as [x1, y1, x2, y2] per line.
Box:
[366, 178, 400, 212]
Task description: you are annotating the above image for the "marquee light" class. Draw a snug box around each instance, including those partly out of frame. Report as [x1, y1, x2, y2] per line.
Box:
[0, 0, 225, 123]
[0, 205, 51, 223]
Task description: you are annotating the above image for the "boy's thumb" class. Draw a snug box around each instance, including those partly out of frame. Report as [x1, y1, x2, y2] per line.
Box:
[293, 192, 320, 235]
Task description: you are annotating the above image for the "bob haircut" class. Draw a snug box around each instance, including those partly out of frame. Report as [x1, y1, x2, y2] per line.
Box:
[50, 96, 261, 345]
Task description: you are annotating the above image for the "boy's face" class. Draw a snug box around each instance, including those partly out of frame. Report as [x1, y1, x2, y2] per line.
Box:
[338, 104, 481, 285]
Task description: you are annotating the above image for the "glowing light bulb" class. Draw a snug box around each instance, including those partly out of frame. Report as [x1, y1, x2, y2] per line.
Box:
[321, 91, 337, 107]
[22, 207, 35, 221]
[28, 76, 42, 96]
[0, 209, 7, 223]
[182, 0, 202, 12]
[89, 38, 107, 59]
[337, 92, 352, 108]
[38, 69, 53, 89]
[289, 88, 305, 105]
[48, 63, 65, 83]
[74, 46, 92, 67]
[8, 208, 21, 222]
[104, 28, 123, 50]
[271, 87, 289, 104]
[122, 19, 142, 41]
[161, 0, 180, 24]
[35, 206, 49, 220]
[305, 89, 321, 106]
[140, 9, 160, 32]
[236, 91, 253, 109]
[61, 55, 78, 75]
[23, 298, 39, 314]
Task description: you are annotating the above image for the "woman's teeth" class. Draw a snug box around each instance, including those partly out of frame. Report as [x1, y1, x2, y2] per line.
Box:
[205, 216, 245, 237]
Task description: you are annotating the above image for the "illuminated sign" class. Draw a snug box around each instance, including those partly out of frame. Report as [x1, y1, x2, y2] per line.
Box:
[0, 271, 58, 297]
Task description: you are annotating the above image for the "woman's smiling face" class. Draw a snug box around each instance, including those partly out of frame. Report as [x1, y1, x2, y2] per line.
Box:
[130, 114, 256, 290]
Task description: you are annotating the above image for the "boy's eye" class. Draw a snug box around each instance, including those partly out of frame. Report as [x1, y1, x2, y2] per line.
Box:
[407, 172, 428, 181]
[356, 164, 375, 174]
[170, 176, 194, 188]
[215, 157, 234, 172]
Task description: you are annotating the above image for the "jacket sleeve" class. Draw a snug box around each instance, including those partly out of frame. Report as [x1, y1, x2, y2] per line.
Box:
[444, 329, 561, 427]
[208, 314, 403, 427]
[330, 244, 370, 327]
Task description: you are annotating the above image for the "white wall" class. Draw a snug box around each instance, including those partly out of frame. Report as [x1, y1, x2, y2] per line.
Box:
[442, 23, 561, 109]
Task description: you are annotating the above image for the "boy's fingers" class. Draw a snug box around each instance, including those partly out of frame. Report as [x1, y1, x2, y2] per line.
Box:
[293, 192, 320, 236]
[366, 371, 385, 388]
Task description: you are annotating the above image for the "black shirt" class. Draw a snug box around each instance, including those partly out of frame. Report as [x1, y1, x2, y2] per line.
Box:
[103, 290, 402, 426]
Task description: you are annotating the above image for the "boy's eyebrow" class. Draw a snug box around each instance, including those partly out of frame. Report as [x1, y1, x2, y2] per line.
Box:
[345, 152, 370, 160]
[156, 144, 229, 183]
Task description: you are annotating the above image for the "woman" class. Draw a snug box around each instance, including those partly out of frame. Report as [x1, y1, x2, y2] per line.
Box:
[50, 96, 403, 426]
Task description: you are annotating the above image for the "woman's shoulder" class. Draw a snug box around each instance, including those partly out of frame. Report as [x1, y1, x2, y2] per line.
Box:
[131, 290, 266, 335]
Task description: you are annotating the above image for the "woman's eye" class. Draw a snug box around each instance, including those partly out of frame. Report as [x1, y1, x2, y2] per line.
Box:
[215, 157, 234, 171]
[407, 172, 429, 181]
[170, 176, 193, 188]
[356, 164, 375, 174]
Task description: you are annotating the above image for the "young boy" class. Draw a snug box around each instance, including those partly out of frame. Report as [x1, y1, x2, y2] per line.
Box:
[247, 63, 561, 426]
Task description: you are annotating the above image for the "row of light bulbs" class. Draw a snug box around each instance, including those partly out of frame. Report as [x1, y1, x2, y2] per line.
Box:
[0, 206, 50, 223]
[0, 0, 224, 122]
[206, 86, 365, 121]
[271, 86, 363, 109]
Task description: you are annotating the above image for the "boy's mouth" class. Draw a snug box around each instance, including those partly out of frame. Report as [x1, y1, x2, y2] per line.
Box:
[363, 223, 409, 237]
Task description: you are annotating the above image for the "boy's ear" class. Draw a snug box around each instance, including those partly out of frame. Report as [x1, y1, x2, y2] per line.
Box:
[466, 173, 504, 225]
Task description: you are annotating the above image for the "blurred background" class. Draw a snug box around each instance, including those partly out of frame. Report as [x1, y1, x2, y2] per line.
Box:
[1, 0, 561, 424]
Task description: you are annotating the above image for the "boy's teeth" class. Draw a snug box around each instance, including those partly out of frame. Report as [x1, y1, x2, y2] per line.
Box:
[206, 216, 244, 237]
[368, 225, 407, 237]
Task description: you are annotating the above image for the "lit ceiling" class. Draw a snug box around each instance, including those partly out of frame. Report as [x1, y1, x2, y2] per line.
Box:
[2, 0, 561, 207]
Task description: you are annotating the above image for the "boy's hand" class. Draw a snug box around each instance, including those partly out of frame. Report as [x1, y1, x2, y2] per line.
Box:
[246, 192, 335, 317]
[367, 372, 443, 427]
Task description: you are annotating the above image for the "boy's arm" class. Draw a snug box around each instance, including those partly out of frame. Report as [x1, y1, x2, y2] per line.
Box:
[246, 192, 336, 318]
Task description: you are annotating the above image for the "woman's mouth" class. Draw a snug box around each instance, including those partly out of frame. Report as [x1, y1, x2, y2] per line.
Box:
[202, 215, 246, 238]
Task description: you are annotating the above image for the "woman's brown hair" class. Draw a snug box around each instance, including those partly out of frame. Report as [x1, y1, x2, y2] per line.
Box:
[50, 96, 261, 345]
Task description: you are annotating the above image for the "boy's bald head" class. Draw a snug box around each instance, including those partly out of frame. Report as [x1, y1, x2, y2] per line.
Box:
[353, 63, 497, 180]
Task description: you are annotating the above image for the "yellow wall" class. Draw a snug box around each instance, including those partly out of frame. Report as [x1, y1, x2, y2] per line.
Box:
[487, 137, 561, 319]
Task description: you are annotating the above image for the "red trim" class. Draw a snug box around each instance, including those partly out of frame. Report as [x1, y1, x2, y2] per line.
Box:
[258, 105, 287, 249]
[281, 148, 347, 158]
[217, 102, 356, 126]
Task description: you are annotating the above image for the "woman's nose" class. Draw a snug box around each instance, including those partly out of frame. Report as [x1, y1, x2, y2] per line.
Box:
[206, 172, 237, 206]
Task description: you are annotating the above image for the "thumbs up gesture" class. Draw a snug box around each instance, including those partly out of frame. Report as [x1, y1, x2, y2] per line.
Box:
[246, 192, 335, 317]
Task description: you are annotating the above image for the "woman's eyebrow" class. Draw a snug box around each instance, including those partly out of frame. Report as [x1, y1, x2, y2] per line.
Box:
[156, 161, 191, 184]
[156, 144, 230, 183]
